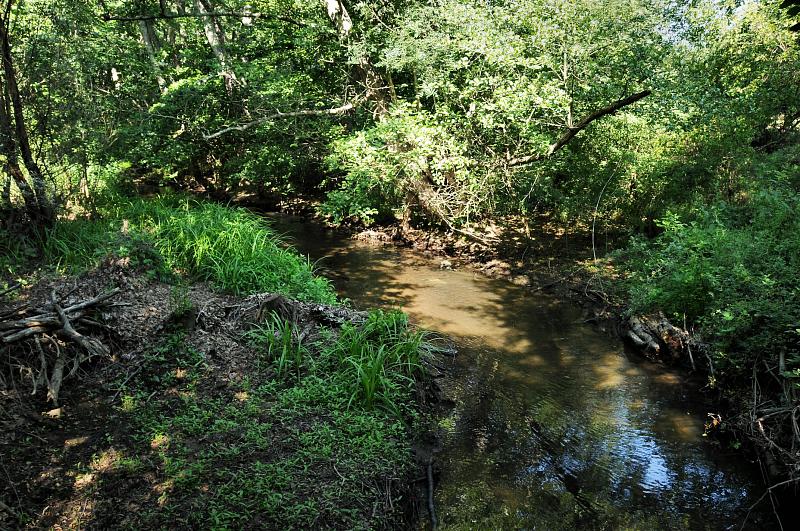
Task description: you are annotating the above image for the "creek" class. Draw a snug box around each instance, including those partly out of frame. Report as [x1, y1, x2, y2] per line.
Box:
[268, 214, 773, 530]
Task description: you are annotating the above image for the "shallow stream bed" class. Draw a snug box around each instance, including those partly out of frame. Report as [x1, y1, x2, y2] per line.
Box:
[268, 214, 772, 530]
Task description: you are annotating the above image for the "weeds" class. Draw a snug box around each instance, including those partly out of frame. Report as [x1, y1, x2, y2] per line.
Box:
[106, 319, 417, 529]
[331, 310, 423, 412]
[6, 193, 423, 529]
[40, 195, 336, 303]
[247, 312, 307, 378]
[247, 309, 424, 413]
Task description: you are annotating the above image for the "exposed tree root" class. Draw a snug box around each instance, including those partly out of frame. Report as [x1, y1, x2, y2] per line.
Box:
[1, 288, 120, 404]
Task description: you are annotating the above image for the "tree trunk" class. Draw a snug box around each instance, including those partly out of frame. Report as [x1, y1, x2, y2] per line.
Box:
[194, 0, 237, 92]
[0, 10, 53, 225]
[138, 19, 167, 92]
[321, 0, 390, 119]
[0, 89, 38, 219]
[0, 11, 50, 225]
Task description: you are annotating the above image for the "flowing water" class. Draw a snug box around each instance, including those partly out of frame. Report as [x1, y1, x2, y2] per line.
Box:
[268, 214, 773, 530]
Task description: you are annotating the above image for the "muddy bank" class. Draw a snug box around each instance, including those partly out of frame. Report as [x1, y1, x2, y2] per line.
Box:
[0, 259, 441, 529]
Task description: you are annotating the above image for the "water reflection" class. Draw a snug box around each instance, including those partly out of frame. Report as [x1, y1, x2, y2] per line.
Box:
[267, 214, 772, 530]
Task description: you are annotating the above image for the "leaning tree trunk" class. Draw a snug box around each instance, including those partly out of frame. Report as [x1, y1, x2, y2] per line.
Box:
[0, 11, 54, 226]
[194, 0, 238, 93]
[322, 0, 392, 119]
[138, 19, 168, 92]
[0, 71, 40, 221]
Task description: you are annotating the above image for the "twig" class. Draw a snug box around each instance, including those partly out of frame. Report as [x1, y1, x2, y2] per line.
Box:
[203, 103, 355, 140]
[740, 477, 796, 530]
[0, 303, 27, 319]
[592, 171, 616, 262]
[0, 282, 20, 297]
[683, 314, 696, 372]
[110, 360, 147, 403]
[2, 326, 47, 343]
[61, 288, 121, 314]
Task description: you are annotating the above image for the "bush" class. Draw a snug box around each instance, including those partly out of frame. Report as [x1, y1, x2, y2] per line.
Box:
[320, 104, 475, 226]
[620, 184, 800, 378]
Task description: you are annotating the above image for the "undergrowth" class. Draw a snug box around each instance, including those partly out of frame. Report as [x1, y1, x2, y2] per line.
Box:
[0, 191, 428, 528]
[617, 147, 800, 480]
[38, 195, 335, 303]
[105, 312, 421, 528]
[620, 186, 800, 383]
[247, 309, 423, 413]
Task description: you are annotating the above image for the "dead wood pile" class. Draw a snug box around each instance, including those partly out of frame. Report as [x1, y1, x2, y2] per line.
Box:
[1, 286, 121, 404]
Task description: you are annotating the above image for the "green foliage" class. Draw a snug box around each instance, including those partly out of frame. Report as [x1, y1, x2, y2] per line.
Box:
[44, 195, 336, 303]
[0, 228, 37, 283]
[333, 310, 423, 411]
[169, 282, 193, 317]
[249, 308, 424, 413]
[108, 313, 421, 528]
[246, 312, 307, 378]
[322, 104, 473, 224]
[620, 150, 800, 376]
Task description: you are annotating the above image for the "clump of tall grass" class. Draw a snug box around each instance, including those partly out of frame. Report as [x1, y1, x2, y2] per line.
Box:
[43, 195, 336, 304]
[246, 312, 307, 378]
[333, 310, 424, 412]
[247, 309, 424, 413]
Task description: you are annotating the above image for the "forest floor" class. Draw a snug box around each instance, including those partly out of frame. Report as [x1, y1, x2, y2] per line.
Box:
[0, 257, 440, 529]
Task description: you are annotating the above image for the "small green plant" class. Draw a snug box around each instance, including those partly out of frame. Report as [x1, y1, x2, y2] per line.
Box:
[169, 283, 192, 317]
[247, 312, 307, 378]
[329, 310, 424, 412]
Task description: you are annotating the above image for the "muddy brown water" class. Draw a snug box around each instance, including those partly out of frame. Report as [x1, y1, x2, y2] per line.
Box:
[267, 214, 774, 530]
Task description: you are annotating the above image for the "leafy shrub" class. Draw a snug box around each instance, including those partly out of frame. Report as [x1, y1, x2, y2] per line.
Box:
[320, 104, 474, 226]
[620, 181, 800, 377]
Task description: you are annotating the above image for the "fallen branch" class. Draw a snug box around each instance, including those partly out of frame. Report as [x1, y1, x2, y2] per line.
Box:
[52, 290, 110, 362]
[427, 458, 438, 530]
[61, 288, 121, 314]
[0, 282, 20, 298]
[1, 288, 119, 404]
[203, 102, 355, 140]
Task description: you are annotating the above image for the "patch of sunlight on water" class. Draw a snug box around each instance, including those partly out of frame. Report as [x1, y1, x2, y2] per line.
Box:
[267, 214, 774, 530]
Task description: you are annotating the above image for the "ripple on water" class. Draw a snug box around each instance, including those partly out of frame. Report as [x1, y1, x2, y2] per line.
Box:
[266, 214, 775, 530]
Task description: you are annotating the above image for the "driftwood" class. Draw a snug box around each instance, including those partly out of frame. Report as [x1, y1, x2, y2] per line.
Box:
[427, 458, 438, 530]
[624, 312, 702, 367]
[1, 288, 119, 403]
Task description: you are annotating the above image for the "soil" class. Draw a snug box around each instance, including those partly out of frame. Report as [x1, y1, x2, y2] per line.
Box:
[0, 258, 442, 529]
